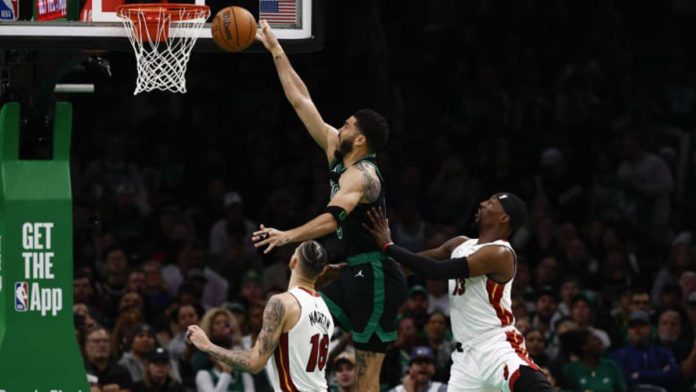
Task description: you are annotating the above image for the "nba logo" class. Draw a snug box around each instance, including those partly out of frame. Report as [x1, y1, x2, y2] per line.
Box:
[0, 0, 18, 20]
[15, 282, 28, 312]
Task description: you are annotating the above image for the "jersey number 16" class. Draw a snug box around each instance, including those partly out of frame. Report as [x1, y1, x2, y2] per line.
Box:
[306, 334, 329, 372]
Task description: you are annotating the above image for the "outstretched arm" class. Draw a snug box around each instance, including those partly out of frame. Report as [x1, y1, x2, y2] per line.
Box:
[256, 20, 338, 158]
[418, 236, 469, 259]
[253, 166, 370, 253]
[187, 295, 288, 374]
[364, 208, 514, 281]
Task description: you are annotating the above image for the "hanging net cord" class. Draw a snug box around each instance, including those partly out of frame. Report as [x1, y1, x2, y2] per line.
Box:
[118, 6, 210, 94]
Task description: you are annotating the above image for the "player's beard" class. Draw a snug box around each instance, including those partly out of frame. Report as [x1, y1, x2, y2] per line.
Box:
[472, 208, 483, 232]
[334, 137, 354, 161]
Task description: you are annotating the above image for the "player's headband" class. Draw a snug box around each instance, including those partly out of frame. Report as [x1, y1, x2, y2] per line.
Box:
[494, 192, 528, 233]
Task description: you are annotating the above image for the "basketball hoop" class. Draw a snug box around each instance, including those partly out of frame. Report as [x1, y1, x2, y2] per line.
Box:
[117, 3, 210, 94]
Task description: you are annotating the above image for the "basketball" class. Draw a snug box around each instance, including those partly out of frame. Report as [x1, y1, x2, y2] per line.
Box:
[211, 6, 257, 52]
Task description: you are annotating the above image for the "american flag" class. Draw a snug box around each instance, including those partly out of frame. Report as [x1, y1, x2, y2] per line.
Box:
[259, 0, 298, 26]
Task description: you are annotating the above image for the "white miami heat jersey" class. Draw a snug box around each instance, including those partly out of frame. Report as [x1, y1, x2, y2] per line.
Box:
[265, 286, 334, 392]
[448, 239, 516, 343]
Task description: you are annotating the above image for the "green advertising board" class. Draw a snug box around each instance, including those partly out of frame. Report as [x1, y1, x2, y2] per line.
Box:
[0, 102, 88, 391]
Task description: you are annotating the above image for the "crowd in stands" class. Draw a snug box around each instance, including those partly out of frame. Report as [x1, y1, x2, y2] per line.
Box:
[67, 1, 696, 391]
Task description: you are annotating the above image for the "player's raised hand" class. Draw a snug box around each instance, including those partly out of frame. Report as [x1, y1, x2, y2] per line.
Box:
[362, 207, 392, 249]
[255, 19, 281, 52]
[252, 224, 291, 254]
[186, 325, 212, 351]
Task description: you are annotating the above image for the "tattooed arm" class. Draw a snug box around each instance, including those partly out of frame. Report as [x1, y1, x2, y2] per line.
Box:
[352, 161, 381, 203]
[252, 163, 377, 253]
[326, 162, 380, 212]
[187, 295, 293, 374]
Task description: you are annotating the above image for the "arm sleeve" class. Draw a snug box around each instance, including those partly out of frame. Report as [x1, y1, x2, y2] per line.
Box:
[384, 244, 469, 280]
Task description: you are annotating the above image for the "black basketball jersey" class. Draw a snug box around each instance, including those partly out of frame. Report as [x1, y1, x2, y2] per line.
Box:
[320, 154, 386, 261]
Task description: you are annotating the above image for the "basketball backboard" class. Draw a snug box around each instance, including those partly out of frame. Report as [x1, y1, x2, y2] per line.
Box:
[0, 0, 323, 52]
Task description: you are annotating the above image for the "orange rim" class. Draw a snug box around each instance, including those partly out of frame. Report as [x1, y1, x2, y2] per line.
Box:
[116, 3, 210, 22]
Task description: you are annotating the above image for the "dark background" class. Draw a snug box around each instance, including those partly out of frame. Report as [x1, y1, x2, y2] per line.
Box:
[5, 0, 696, 391]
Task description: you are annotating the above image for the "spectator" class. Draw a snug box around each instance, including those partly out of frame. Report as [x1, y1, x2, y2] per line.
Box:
[126, 269, 147, 295]
[391, 198, 430, 252]
[615, 289, 654, 345]
[689, 293, 696, 338]
[682, 338, 696, 390]
[561, 329, 626, 392]
[402, 285, 430, 332]
[109, 182, 148, 244]
[680, 272, 696, 305]
[119, 292, 145, 315]
[616, 131, 673, 245]
[167, 304, 201, 380]
[75, 304, 98, 347]
[83, 325, 133, 391]
[239, 300, 272, 391]
[387, 346, 447, 392]
[244, 300, 265, 346]
[651, 232, 695, 306]
[98, 245, 131, 326]
[257, 188, 301, 231]
[330, 351, 357, 392]
[190, 308, 241, 372]
[423, 310, 452, 381]
[569, 295, 611, 349]
[119, 324, 181, 383]
[630, 289, 654, 316]
[534, 147, 586, 223]
[132, 347, 185, 392]
[612, 311, 679, 390]
[612, 289, 633, 321]
[656, 285, 684, 313]
[532, 286, 558, 340]
[511, 296, 530, 321]
[222, 302, 247, 337]
[111, 307, 144, 357]
[142, 260, 171, 315]
[426, 280, 449, 317]
[525, 330, 550, 368]
[516, 317, 532, 336]
[511, 260, 535, 301]
[208, 192, 256, 262]
[563, 239, 600, 289]
[161, 241, 229, 310]
[534, 256, 560, 288]
[74, 272, 99, 310]
[382, 316, 422, 389]
[238, 271, 265, 308]
[600, 247, 638, 302]
[656, 309, 696, 390]
[211, 224, 263, 296]
[556, 278, 580, 320]
[195, 356, 254, 392]
[657, 310, 691, 361]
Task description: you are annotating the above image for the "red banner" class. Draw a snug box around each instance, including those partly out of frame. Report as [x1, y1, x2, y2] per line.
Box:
[35, 0, 66, 20]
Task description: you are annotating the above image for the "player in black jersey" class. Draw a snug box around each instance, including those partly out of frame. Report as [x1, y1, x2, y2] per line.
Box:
[253, 20, 407, 391]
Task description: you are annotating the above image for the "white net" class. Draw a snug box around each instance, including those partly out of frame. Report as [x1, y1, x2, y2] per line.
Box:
[118, 5, 210, 95]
